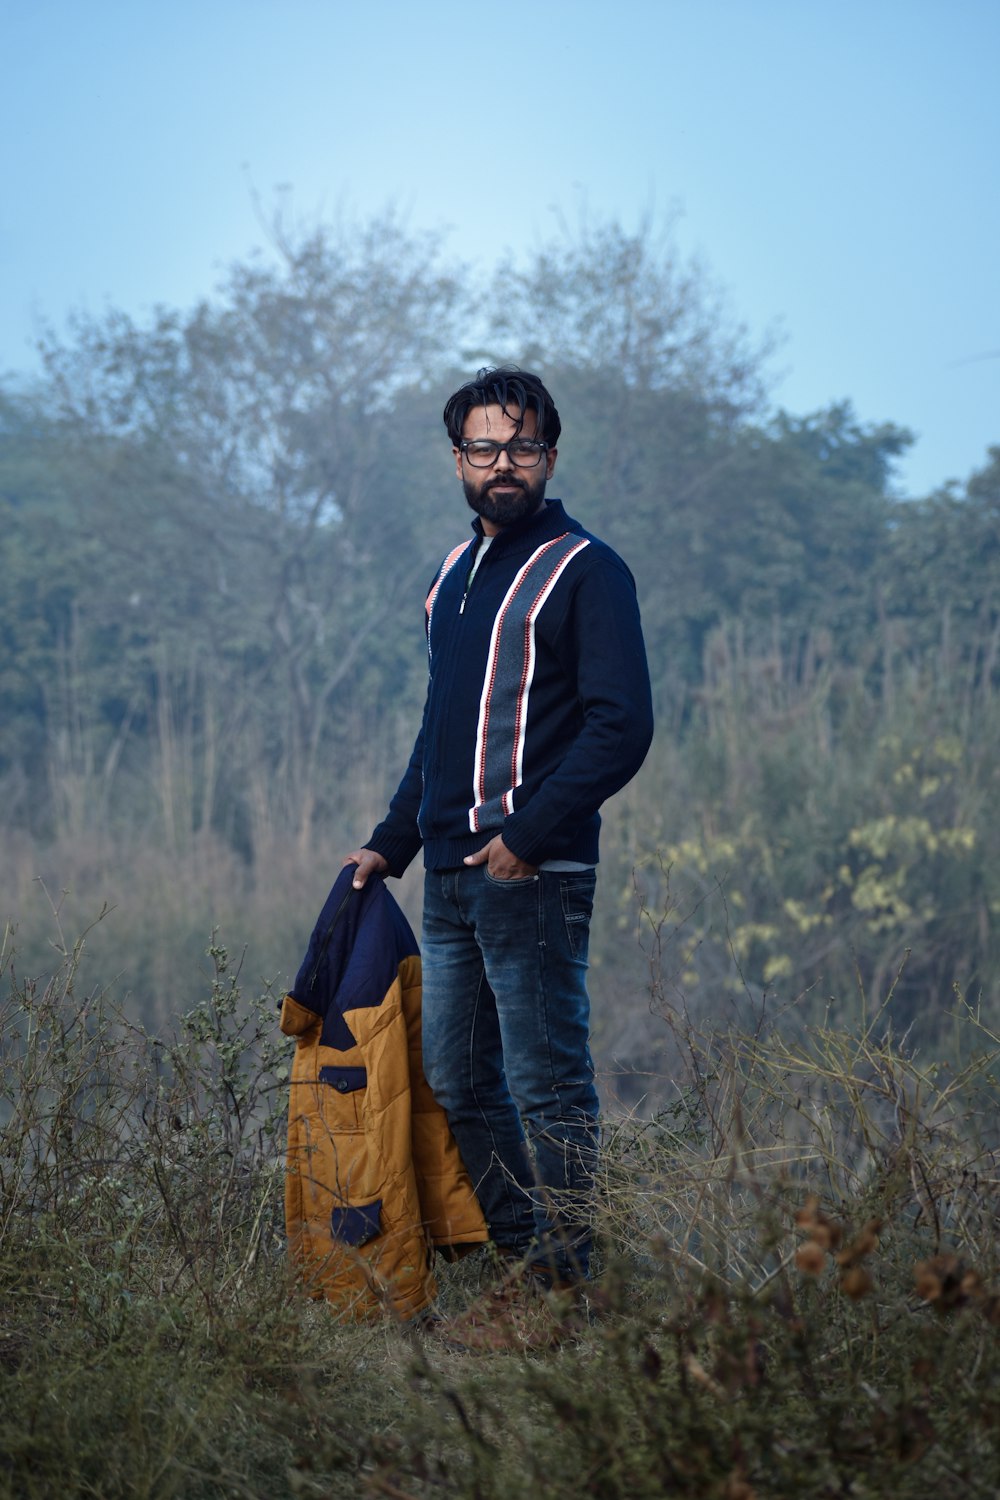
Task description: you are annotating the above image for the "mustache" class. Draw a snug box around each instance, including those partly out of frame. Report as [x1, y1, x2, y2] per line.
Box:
[487, 476, 526, 489]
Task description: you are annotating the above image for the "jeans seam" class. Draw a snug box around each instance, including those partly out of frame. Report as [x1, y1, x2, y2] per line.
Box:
[468, 965, 531, 1233]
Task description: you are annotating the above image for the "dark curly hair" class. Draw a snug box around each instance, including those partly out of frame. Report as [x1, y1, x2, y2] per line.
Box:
[443, 367, 561, 448]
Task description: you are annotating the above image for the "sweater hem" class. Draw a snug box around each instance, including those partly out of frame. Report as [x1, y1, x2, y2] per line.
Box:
[421, 829, 601, 871]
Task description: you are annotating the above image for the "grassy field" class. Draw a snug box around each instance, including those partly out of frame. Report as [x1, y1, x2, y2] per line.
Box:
[2, 933, 999, 1499]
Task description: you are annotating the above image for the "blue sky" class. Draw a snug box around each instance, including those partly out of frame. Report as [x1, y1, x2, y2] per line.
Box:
[2, 0, 997, 497]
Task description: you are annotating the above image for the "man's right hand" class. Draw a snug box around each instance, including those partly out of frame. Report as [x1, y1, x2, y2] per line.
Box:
[344, 848, 389, 889]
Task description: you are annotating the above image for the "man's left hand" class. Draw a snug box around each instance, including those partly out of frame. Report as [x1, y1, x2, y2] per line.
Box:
[464, 835, 537, 880]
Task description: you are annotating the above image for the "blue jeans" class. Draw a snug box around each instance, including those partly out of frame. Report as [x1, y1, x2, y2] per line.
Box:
[421, 864, 599, 1283]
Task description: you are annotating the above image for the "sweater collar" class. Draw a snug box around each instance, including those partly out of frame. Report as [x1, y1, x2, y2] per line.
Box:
[469, 498, 574, 553]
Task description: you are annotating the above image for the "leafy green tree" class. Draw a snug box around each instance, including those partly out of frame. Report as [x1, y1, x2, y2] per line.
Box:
[24, 214, 468, 852]
[885, 447, 1000, 687]
[0, 392, 83, 802]
[4, 206, 997, 1049]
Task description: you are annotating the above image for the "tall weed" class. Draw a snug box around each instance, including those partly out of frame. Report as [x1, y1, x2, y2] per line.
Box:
[2, 928, 999, 1498]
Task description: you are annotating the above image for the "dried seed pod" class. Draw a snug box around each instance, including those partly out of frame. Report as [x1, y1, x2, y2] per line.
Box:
[836, 1218, 882, 1268]
[795, 1242, 827, 1276]
[840, 1266, 873, 1300]
[914, 1254, 974, 1311]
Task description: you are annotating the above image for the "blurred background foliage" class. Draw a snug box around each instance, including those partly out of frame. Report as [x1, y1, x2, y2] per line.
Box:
[1, 210, 997, 1086]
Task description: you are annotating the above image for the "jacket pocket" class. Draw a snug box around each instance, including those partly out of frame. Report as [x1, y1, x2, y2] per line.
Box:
[318, 1064, 367, 1133]
[319, 1065, 367, 1092]
[330, 1199, 382, 1247]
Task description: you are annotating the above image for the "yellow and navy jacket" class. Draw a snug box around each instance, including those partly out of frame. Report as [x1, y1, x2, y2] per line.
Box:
[366, 498, 653, 874]
[280, 867, 487, 1320]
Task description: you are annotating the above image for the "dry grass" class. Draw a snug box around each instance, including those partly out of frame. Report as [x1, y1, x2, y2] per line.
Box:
[2, 927, 1000, 1498]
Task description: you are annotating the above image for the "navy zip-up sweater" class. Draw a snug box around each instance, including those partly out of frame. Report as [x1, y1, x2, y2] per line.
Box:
[367, 498, 653, 874]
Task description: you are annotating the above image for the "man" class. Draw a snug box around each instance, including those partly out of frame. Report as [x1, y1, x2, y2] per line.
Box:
[348, 367, 652, 1310]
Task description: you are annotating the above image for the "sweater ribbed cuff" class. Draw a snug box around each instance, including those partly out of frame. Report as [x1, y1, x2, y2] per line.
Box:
[366, 825, 423, 879]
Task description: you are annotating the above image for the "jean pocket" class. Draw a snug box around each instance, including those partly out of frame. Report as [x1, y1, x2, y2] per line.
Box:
[560, 872, 596, 958]
[483, 869, 539, 888]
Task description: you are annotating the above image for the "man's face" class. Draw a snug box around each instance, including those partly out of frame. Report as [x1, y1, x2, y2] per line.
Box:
[453, 403, 558, 534]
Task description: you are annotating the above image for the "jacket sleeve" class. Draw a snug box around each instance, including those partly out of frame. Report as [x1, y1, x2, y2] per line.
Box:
[500, 550, 654, 866]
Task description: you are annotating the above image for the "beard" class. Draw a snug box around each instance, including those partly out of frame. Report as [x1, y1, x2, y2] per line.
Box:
[463, 470, 547, 528]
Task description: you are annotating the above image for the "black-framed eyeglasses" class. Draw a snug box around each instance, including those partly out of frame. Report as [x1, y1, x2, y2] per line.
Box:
[460, 438, 549, 469]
